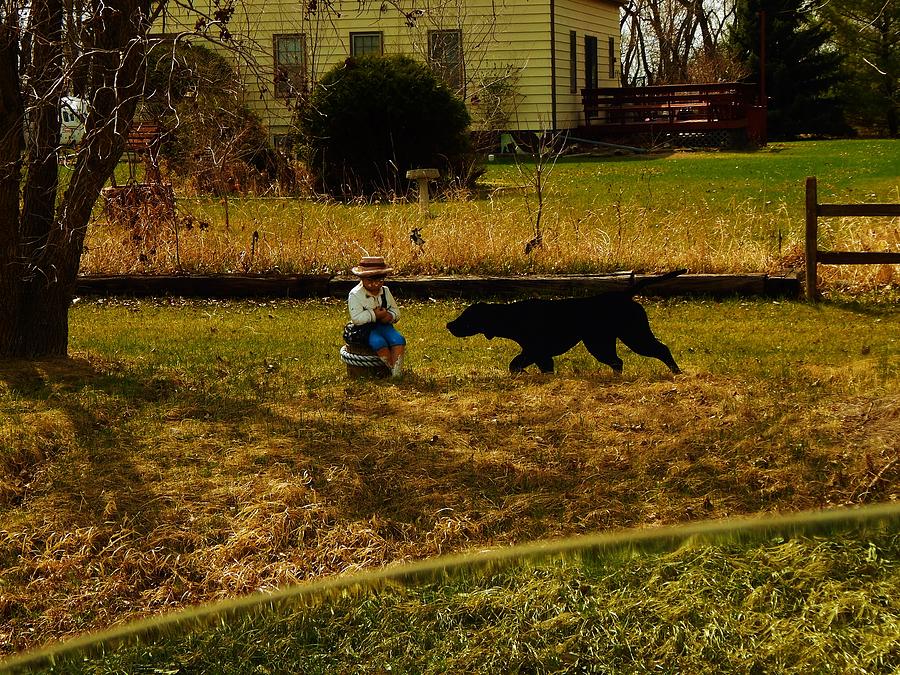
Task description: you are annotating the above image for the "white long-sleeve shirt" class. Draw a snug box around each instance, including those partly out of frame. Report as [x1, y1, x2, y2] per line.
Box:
[348, 282, 400, 325]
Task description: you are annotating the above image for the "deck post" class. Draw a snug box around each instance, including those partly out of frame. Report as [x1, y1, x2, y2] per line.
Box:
[804, 176, 819, 302]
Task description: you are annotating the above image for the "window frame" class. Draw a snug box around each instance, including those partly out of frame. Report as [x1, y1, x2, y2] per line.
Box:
[273, 33, 307, 99]
[608, 37, 616, 80]
[584, 35, 598, 90]
[427, 29, 464, 91]
[350, 31, 384, 57]
[569, 31, 578, 94]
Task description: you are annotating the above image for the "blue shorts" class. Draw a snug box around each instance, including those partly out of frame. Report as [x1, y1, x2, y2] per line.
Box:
[368, 324, 406, 351]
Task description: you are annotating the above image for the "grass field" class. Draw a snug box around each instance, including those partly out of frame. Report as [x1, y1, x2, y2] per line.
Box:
[2, 138, 897, 669]
[83, 139, 900, 293]
[1, 295, 898, 667]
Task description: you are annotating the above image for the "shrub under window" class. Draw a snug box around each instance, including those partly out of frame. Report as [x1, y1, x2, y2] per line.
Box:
[298, 54, 473, 198]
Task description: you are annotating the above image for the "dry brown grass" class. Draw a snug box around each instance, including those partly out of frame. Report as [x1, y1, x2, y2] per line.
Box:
[80, 195, 899, 291]
[80, 142, 900, 292]
[2, 352, 897, 656]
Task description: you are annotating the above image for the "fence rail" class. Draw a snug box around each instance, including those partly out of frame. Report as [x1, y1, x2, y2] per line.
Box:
[804, 176, 900, 301]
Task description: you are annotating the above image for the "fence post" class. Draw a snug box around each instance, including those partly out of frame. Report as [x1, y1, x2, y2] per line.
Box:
[805, 176, 819, 302]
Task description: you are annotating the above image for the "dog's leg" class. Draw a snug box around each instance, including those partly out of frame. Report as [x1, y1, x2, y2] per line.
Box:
[619, 334, 681, 374]
[583, 337, 624, 374]
[535, 356, 554, 373]
[649, 343, 681, 374]
[617, 303, 681, 374]
[509, 352, 534, 373]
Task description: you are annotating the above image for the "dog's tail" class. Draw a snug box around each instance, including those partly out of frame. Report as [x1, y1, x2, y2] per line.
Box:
[629, 269, 687, 295]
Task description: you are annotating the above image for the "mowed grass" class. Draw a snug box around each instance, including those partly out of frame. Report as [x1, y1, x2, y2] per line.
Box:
[82, 139, 900, 292]
[1, 296, 898, 662]
[28, 520, 900, 673]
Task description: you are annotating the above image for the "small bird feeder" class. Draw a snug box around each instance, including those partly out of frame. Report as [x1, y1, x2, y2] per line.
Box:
[406, 168, 440, 214]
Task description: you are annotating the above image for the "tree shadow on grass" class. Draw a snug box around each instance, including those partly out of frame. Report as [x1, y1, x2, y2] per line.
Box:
[0, 354, 891, 658]
[0, 356, 671, 559]
[0, 357, 161, 522]
[0, 355, 879, 546]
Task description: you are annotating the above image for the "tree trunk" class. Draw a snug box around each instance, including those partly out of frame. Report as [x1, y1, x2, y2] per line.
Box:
[12, 283, 71, 357]
[0, 15, 26, 356]
[0, 0, 150, 358]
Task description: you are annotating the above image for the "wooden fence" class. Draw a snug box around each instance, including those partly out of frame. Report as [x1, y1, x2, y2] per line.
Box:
[804, 176, 900, 301]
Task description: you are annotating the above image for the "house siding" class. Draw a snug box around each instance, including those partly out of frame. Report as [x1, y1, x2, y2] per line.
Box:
[553, 0, 621, 128]
[159, 0, 621, 137]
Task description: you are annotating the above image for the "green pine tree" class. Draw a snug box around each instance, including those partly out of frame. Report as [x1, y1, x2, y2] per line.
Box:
[823, 0, 899, 137]
[729, 0, 850, 139]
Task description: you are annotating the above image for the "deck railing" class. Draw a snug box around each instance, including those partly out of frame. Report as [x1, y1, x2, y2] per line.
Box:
[581, 82, 763, 141]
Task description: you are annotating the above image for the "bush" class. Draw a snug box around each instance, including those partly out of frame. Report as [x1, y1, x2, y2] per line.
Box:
[143, 44, 276, 194]
[298, 55, 475, 198]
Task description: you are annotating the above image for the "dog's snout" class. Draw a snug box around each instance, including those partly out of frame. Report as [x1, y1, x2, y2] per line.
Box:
[446, 318, 468, 337]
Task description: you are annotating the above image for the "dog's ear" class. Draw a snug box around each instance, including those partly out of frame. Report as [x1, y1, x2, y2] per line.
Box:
[464, 302, 486, 320]
[471, 303, 495, 339]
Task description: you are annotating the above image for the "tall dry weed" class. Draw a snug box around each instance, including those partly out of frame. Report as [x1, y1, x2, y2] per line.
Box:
[82, 161, 898, 292]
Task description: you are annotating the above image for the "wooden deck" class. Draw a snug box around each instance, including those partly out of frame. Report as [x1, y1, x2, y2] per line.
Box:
[581, 82, 766, 144]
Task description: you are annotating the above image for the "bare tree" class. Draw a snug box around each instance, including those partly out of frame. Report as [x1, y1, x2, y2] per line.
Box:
[620, 0, 738, 85]
[0, 0, 242, 357]
[513, 128, 565, 255]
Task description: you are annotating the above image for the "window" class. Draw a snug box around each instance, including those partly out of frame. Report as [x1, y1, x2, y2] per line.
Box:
[428, 29, 464, 91]
[274, 34, 306, 98]
[608, 37, 616, 79]
[584, 35, 598, 89]
[351, 32, 383, 56]
[569, 31, 577, 94]
[272, 134, 294, 152]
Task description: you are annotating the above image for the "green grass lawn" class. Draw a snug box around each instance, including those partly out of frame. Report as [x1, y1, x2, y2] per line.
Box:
[486, 138, 899, 212]
[10, 509, 900, 673]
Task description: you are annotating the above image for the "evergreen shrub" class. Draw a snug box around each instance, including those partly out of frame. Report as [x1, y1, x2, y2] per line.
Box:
[728, 0, 852, 140]
[299, 55, 475, 198]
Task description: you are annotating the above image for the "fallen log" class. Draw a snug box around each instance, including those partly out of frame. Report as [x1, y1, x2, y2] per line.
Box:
[75, 273, 800, 300]
[75, 274, 332, 298]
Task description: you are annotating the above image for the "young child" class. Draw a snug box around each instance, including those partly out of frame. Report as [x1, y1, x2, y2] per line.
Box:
[348, 256, 406, 377]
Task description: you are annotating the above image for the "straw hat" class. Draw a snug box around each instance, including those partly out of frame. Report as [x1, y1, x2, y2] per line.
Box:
[351, 256, 393, 278]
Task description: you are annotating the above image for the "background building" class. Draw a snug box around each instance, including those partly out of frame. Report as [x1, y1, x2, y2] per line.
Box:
[157, 0, 625, 142]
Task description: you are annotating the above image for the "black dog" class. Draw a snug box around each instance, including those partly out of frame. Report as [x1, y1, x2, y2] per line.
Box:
[446, 271, 684, 374]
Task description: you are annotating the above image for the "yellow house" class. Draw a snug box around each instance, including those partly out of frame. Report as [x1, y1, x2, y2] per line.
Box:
[157, 0, 624, 141]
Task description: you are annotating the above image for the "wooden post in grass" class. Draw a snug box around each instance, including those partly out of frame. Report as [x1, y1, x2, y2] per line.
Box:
[406, 168, 440, 215]
[805, 176, 819, 302]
